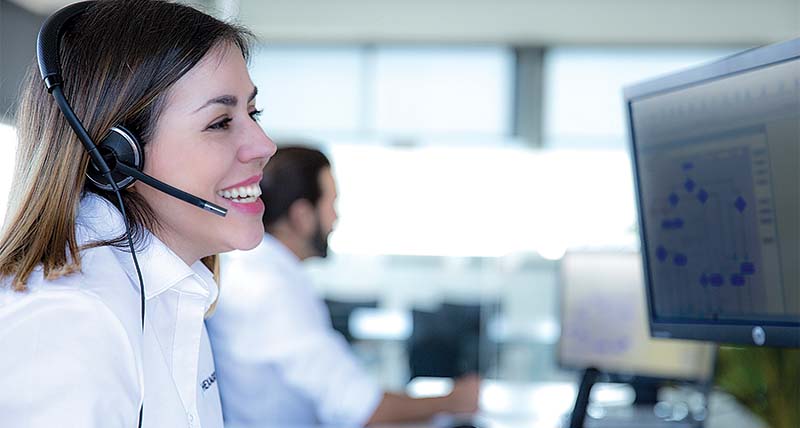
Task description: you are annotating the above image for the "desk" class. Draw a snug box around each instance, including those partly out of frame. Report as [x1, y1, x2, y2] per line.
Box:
[404, 379, 766, 428]
[230, 379, 765, 428]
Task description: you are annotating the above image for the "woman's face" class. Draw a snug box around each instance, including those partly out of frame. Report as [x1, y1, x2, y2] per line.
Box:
[135, 43, 276, 264]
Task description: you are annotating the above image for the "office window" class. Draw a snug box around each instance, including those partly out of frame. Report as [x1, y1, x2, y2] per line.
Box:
[249, 46, 365, 135]
[543, 47, 743, 148]
[373, 47, 513, 138]
[249, 45, 514, 142]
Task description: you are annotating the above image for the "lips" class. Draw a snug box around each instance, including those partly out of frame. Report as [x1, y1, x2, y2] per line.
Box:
[215, 174, 265, 215]
[219, 174, 262, 191]
[225, 195, 265, 215]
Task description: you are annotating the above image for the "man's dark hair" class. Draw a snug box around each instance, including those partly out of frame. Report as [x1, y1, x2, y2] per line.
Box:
[260, 146, 331, 229]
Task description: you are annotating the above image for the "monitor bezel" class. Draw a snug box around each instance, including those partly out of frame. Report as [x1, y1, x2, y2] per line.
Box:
[624, 38, 800, 348]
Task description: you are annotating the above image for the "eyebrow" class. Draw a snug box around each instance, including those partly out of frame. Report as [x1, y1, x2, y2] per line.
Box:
[194, 86, 258, 113]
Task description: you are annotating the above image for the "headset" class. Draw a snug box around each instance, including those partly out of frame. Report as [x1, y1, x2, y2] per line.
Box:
[37, 2, 228, 426]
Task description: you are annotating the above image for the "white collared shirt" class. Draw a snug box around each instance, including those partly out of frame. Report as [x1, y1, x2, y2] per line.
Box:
[0, 193, 223, 428]
[207, 234, 382, 427]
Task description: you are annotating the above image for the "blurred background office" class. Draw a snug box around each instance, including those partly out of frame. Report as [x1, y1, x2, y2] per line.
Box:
[1, 0, 798, 426]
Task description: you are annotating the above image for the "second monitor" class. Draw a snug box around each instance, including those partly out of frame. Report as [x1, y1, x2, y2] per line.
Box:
[558, 251, 716, 400]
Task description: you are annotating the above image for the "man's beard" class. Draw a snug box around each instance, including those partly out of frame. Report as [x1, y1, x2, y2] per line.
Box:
[310, 217, 329, 258]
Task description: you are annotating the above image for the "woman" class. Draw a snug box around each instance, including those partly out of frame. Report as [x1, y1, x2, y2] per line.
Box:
[0, 1, 274, 426]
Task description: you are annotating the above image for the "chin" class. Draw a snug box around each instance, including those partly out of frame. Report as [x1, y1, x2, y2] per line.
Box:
[235, 224, 265, 251]
[213, 219, 264, 254]
[236, 238, 262, 251]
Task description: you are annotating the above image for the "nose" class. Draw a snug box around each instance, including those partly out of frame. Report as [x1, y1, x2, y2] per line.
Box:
[239, 119, 276, 166]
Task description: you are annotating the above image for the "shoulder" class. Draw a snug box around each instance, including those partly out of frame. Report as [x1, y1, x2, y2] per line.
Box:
[0, 280, 139, 357]
[210, 252, 325, 334]
[0, 284, 141, 423]
[7, 245, 143, 330]
[217, 256, 314, 315]
[220, 247, 300, 299]
[1, 259, 143, 368]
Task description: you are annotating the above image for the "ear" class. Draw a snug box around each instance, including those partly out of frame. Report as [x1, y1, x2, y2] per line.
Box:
[286, 199, 317, 238]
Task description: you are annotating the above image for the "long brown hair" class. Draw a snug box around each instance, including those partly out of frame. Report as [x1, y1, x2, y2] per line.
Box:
[0, 0, 251, 291]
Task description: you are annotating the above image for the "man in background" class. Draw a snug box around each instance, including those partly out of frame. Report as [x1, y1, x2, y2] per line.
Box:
[207, 146, 480, 427]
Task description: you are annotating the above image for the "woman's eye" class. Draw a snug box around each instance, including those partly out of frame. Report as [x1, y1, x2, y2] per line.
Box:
[207, 118, 232, 130]
[206, 110, 261, 131]
[249, 109, 263, 122]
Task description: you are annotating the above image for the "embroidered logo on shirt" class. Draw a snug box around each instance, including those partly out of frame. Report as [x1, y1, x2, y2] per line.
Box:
[201, 371, 216, 391]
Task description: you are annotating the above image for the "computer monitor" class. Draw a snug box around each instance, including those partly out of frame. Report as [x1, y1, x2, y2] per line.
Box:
[558, 251, 716, 389]
[625, 39, 800, 347]
[407, 302, 499, 379]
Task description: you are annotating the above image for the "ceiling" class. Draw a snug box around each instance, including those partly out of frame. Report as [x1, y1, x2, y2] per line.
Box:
[235, 0, 800, 45]
[8, 0, 800, 45]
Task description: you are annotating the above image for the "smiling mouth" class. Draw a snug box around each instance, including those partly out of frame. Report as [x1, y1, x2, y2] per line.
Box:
[216, 184, 262, 203]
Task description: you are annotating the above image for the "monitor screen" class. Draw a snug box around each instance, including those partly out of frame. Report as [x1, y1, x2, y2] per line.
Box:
[558, 251, 715, 382]
[625, 40, 800, 347]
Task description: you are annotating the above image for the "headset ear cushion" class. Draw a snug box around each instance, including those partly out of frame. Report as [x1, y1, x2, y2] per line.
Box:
[86, 125, 144, 191]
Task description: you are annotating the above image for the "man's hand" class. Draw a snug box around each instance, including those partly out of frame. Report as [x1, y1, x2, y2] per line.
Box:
[446, 374, 481, 414]
[367, 374, 482, 424]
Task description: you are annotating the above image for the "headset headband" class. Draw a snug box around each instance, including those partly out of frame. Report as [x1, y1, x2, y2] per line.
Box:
[37, 1, 94, 92]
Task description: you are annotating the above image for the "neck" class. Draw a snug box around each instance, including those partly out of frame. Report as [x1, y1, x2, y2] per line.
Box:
[268, 223, 314, 261]
[153, 228, 203, 266]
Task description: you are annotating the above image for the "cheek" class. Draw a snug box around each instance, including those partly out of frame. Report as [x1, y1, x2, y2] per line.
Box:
[144, 137, 189, 179]
[322, 207, 337, 231]
[148, 141, 230, 190]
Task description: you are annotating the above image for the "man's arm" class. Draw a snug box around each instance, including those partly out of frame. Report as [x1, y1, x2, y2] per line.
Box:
[366, 374, 480, 425]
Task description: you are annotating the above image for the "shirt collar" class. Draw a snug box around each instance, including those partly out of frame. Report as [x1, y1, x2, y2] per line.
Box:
[76, 193, 218, 304]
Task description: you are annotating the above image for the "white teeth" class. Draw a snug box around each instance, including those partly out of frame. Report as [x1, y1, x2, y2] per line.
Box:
[217, 183, 262, 202]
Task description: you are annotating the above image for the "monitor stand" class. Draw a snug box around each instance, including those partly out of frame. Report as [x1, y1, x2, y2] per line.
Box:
[569, 367, 600, 428]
